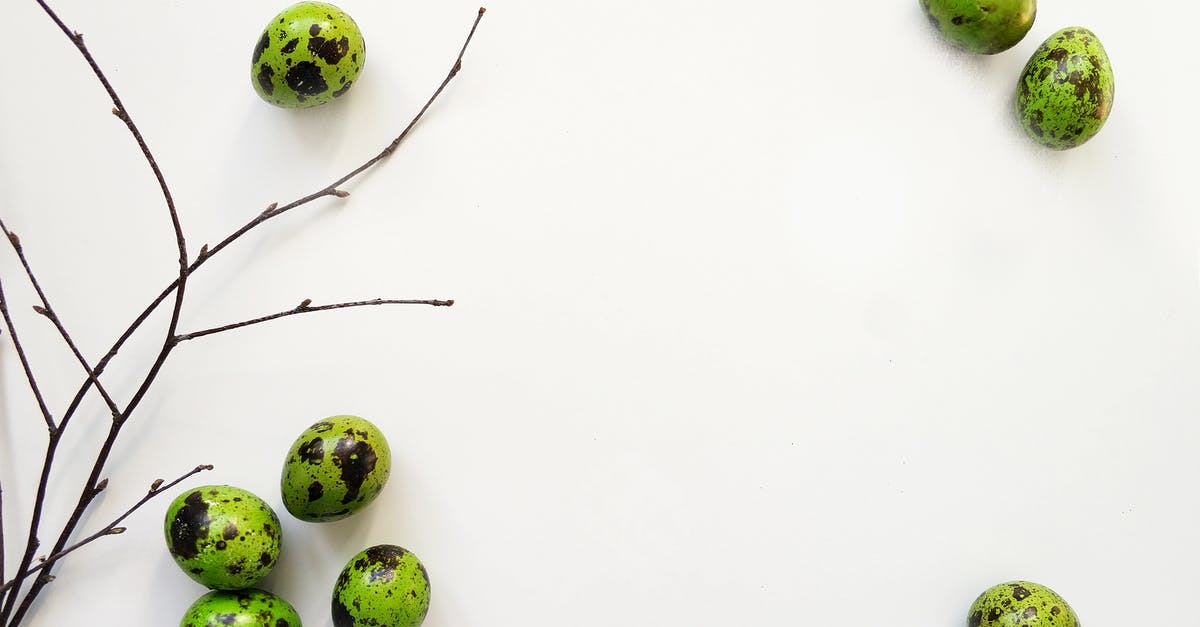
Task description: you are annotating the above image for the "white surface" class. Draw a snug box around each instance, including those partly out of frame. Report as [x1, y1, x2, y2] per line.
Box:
[1, 0, 1198, 624]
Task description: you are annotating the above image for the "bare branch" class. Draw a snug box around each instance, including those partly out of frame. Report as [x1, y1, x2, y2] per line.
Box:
[1, 480, 6, 610]
[0, 219, 122, 419]
[0, 275, 55, 432]
[0, 465, 212, 597]
[176, 298, 455, 342]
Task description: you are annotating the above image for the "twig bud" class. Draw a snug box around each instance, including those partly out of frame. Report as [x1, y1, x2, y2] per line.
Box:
[108, 527, 127, 535]
[7, 231, 19, 247]
[32, 305, 49, 316]
[94, 478, 109, 494]
[479, 7, 487, 14]
[261, 202, 278, 217]
[198, 464, 215, 472]
[298, 298, 313, 310]
[332, 189, 350, 198]
[198, 244, 209, 260]
[150, 478, 164, 492]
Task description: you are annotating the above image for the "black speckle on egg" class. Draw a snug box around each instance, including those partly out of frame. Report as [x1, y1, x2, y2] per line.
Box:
[169, 491, 211, 559]
[285, 60, 328, 94]
[299, 437, 324, 464]
[331, 596, 355, 627]
[256, 64, 275, 96]
[332, 436, 377, 504]
[252, 32, 270, 63]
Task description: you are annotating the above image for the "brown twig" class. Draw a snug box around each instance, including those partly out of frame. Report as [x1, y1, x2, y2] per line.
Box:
[0, 220, 121, 418]
[0, 274, 57, 625]
[0, 465, 212, 597]
[0, 479, 6, 609]
[3, 6, 487, 625]
[0, 273, 55, 433]
[176, 298, 456, 342]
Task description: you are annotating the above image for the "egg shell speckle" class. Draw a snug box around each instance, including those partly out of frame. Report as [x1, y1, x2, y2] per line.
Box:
[1016, 26, 1114, 149]
[251, 1, 366, 108]
[919, 0, 1036, 54]
[332, 544, 431, 627]
[180, 588, 302, 627]
[281, 415, 392, 522]
[968, 581, 1079, 627]
[164, 485, 282, 590]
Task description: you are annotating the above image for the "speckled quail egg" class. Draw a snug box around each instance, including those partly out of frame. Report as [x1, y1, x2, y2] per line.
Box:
[164, 485, 282, 590]
[251, 2, 366, 108]
[920, 0, 1036, 54]
[1016, 26, 1114, 149]
[281, 415, 391, 522]
[332, 545, 431, 627]
[968, 581, 1079, 627]
[180, 588, 302, 627]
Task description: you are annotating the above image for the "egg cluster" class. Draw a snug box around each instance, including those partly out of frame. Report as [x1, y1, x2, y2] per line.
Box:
[165, 415, 428, 627]
[919, 0, 1114, 149]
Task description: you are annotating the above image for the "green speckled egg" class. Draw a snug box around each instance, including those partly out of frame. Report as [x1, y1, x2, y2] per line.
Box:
[164, 485, 282, 590]
[1016, 27, 1114, 149]
[251, 2, 366, 108]
[920, 0, 1035, 54]
[281, 415, 391, 522]
[332, 545, 431, 627]
[968, 581, 1079, 627]
[180, 588, 302, 627]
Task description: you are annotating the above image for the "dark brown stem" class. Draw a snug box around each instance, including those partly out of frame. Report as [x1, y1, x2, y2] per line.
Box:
[0, 479, 6, 610]
[0, 220, 121, 418]
[0, 273, 55, 433]
[0, 465, 211, 597]
[0, 275, 56, 625]
[176, 298, 455, 342]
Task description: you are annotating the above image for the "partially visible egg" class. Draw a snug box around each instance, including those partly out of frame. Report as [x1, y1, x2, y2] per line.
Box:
[1016, 27, 1114, 149]
[331, 545, 430, 627]
[180, 588, 302, 627]
[164, 485, 282, 590]
[919, 0, 1036, 54]
[251, 2, 366, 108]
[968, 581, 1079, 627]
[281, 415, 391, 522]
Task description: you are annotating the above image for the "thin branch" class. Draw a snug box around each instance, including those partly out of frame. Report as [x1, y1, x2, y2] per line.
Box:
[0, 479, 6, 610]
[0, 220, 121, 418]
[0, 465, 211, 597]
[0, 273, 55, 433]
[176, 298, 455, 342]
[30, 2, 191, 339]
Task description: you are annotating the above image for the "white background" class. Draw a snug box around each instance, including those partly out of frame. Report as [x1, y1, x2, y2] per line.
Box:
[1, 0, 1197, 625]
